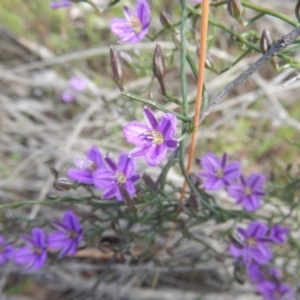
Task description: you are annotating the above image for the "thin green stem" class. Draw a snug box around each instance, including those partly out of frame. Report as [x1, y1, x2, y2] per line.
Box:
[180, 0, 189, 118]
[121, 92, 191, 122]
[209, 0, 298, 27]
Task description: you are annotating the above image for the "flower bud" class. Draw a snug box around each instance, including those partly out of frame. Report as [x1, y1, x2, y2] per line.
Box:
[260, 29, 272, 54]
[53, 177, 72, 191]
[227, 0, 243, 22]
[295, 0, 300, 22]
[110, 46, 124, 92]
[160, 11, 173, 29]
[153, 44, 167, 94]
[153, 44, 167, 80]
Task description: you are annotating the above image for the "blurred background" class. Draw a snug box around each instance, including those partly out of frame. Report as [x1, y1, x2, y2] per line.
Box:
[0, 0, 300, 299]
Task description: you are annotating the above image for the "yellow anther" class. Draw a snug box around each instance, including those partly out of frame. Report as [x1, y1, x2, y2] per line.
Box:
[116, 171, 127, 184]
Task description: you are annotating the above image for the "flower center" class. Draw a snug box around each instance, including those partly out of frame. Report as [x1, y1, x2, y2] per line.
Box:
[144, 130, 164, 145]
[0, 245, 4, 253]
[115, 171, 127, 184]
[32, 245, 42, 254]
[67, 230, 78, 240]
[129, 16, 142, 33]
[84, 160, 97, 173]
[246, 237, 257, 247]
[216, 168, 224, 178]
[244, 186, 252, 195]
[273, 291, 282, 299]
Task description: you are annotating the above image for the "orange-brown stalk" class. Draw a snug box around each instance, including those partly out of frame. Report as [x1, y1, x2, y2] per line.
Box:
[179, 0, 210, 204]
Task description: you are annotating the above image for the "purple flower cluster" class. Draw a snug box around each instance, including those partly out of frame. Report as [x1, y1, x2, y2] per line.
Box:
[1, 211, 82, 271]
[198, 152, 265, 212]
[67, 146, 140, 201]
[66, 108, 178, 200]
[230, 221, 293, 299]
[61, 76, 87, 103]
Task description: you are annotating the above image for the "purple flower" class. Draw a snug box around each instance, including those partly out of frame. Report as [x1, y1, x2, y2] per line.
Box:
[61, 91, 75, 103]
[123, 107, 178, 166]
[93, 153, 140, 201]
[70, 76, 87, 92]
[229, 221, 272, 266]
[110, 0, 151, 43]
[248, 264, 281, 284]
[257, 281, 295, 300]
[227, 173, 265, 211]
[14, 228, 47, 271]
[198, 153, 241, 190]
[67, 146, 104, 184]
[61, 76, 87, 103]
[48, 211, 83, 258]
[0, 235, 13, 265]
[50, 0, 72, 9]
[269, 224, 290, 244]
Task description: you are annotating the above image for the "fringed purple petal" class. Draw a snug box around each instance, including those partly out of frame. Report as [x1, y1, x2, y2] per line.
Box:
[143, 107, 158, 129]
[93, 169, 115, 190]
[247, 173, 265, 190]
[31, 228, 46, 248]
[129, 146, 150, 158]
[200, 153, 220, 171]
[157, 113, 177, 138]
[118, 153, 135, 177]
[86, 146, 103, 169]
[123, 6, 134, 20]
[67, 169, 93, 184]
[145, 144, 168, 166]
[13, 247, 34, 265]
[247, 221, 268, 238]
[229, 243, 243, 258]
[63, 211, 81, 232]
[103, 186, 118, 199]
[243, 195, 260, 211]
[125, 181, 136, 196]
[223, 161, 241, 180]
[123, 121, 151, 146]
[31, 251, 47, 270]
[59, 241, 77, 258]
[105, 156, 118, 172]
[165, 138, 179, 149]
[52, 220, 68, 233]
[48, 232, 69, 251]
[130, 174, 141, 183]
[202, 177, 223, 190]
[136, 0, 151, 28]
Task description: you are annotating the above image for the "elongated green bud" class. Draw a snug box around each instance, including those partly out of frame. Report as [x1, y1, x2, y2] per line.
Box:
[160, 11, 173, 29]
[110, 46, 124, 92]
[153, 44, 167, 94]
[260, 29, 272, 53]
[227, 0, 243, 22]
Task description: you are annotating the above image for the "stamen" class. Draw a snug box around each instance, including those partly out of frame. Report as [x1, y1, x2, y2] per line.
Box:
[244, 186, 252, 195]
[216, 168, 224, 178]
[84, 160, 97, 173]
[115, 171, 127, 184]
[128, 16, 142, 33]
[246, 237, 257, 247]
[67, 230, 78, 239]
[144, 130, 164, 145]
